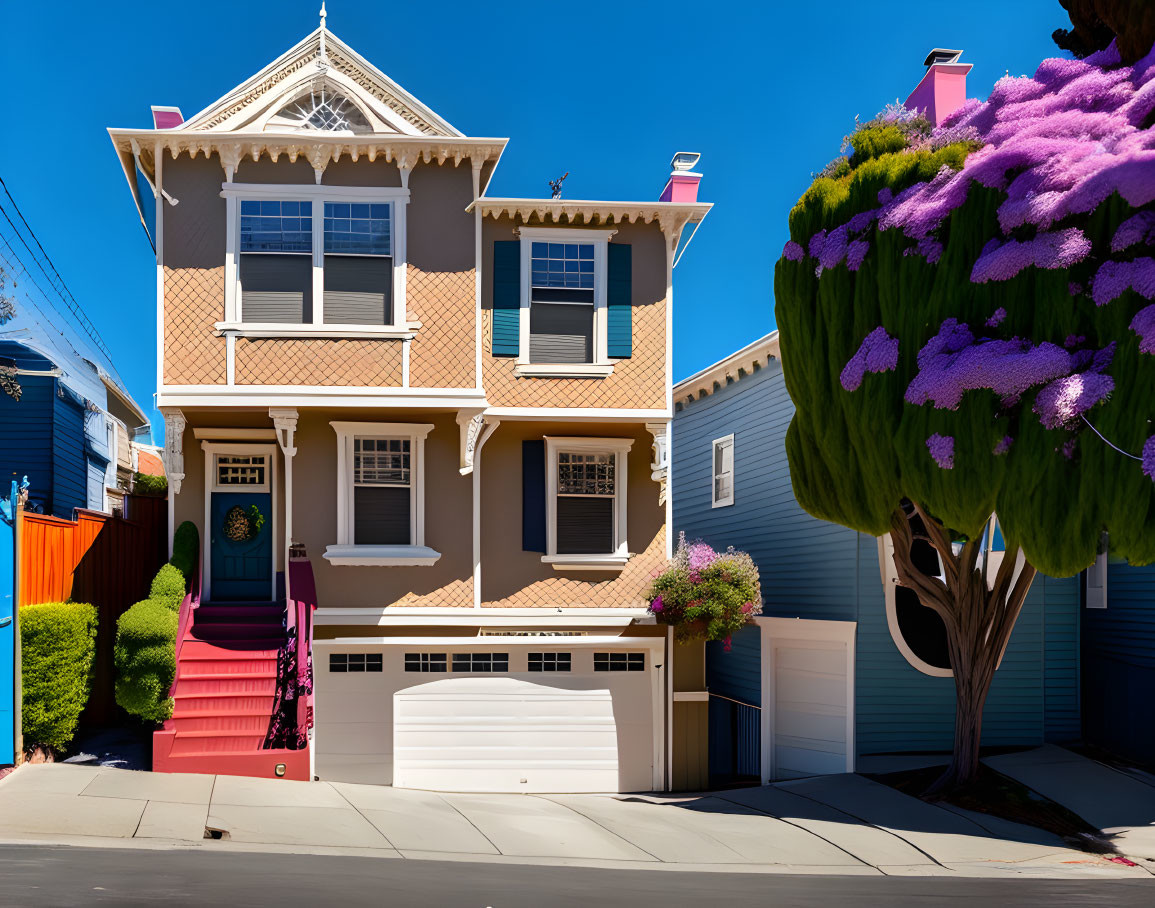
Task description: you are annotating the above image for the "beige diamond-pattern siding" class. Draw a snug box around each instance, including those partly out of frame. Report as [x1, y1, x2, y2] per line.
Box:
[392, 576, 474, 608]
[481, 298, 666, 409]
[163, 267, 226, 385]
[407, 265, 476, 389]
[483, 527, 666, 608]
[234, 338, 404, 386]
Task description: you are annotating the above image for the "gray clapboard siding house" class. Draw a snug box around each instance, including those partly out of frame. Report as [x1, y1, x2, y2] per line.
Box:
[672, 331, 1081, 784]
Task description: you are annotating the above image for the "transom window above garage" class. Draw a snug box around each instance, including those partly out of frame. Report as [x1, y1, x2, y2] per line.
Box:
[329, 653, 382, 673]
[594, 652, 645, 672]
[452, 653, 509, 673]
[528, 652, 572, 672]
[404, 653, 447, 673]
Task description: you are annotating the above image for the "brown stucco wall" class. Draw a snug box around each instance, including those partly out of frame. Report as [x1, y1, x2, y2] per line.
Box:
[406, 163, 476, 389]
[234, 337, 404, 386]
[479, 217, 668, 410]
[162, 155, 227, 384]
[479, 420, 665, 607]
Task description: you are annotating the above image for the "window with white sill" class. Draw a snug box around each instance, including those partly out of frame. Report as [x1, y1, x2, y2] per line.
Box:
[225, 185, 409, 335]
[327, 421, 437, 565]
[712, 434, 734, 508]
[543, 436, 632, 566]
[529, 241, 596, 363]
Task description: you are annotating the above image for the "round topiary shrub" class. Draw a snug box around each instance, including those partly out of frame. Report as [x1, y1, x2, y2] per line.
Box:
[114, 598, 177, 723]
[149, 563, 187, 611]
[169, 521, 199, 583]
[20, 601, 98, 753]
[645, 534, 762, 643]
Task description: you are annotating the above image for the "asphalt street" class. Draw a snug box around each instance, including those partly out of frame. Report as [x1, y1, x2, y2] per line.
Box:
[0, 845, 1151, 907]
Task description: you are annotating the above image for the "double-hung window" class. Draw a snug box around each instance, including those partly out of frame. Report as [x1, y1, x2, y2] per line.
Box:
[239, 200, 313, 323]
[529, 241, 596, 363]
[226, 185, 408, 333]
[326, 422, 439, 566]
[543, 436, 633, 567]
[712, 434, 734, 508]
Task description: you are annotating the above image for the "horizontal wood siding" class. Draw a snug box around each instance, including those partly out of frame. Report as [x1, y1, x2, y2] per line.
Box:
[675, 357, 1082, 758]
[0, 373, 54, 516]
[705, 626, 761, 706]
[1082, 562, 1155, 764]
[51, 382, 87, 519]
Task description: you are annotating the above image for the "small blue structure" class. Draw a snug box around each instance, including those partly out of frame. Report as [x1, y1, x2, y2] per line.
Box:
[672, 333, 1082, 783]
[0, 481, 16, 764]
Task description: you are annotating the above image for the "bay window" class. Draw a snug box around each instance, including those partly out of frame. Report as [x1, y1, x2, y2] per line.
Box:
[223, 185, 409, 336]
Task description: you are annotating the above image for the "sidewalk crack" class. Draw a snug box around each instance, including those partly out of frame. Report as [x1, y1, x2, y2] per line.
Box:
[534, 795, 664, 863]
[435, 794, 502, 856]
[328, 784, 397, 853]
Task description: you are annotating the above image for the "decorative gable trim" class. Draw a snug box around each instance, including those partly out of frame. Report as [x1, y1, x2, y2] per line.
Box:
[673, 331, 780, 409]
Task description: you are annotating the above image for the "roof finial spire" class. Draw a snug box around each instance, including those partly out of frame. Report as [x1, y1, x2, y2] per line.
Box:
[317, 2, 329, 68]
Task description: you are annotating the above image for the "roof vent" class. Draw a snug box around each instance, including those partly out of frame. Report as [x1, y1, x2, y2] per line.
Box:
[660, 152, 703, 203]
[923, 48, 963, 67]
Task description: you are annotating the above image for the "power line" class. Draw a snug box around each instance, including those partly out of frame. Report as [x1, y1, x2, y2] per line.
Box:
[0, 175, 123, 383]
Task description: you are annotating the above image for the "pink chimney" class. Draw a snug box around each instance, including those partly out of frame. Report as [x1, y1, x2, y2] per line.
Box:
[660, 152, 703, 203]
[904, 49, 972, 126]
[151, 106, 184, 129]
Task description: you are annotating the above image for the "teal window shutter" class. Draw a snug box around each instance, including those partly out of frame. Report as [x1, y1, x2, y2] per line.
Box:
[607, 243, 632, 358]
[492, 241, 520, 357]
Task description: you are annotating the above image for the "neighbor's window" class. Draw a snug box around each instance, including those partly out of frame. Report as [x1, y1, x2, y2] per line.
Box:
[329, 653, 382, 673]
[239, 200, 312, 323]
[529, 242, 595, 363]
[404, 653, 447, 673]
[353, 437, 411, 545]
[528, 652, 571, 672]
[712, 435, 734, 508]
[452, 653, 509, 673]
[594, 652, 645, 672]
[323, 202, 392, 325]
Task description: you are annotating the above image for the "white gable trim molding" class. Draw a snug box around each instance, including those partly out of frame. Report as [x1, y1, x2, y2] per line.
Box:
[674, 330, 780, 409]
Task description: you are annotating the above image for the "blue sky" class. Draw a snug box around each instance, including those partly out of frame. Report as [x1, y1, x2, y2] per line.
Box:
[0, 0, 1070, 437]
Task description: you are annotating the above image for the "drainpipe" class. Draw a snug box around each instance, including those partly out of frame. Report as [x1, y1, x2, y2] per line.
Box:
[467, 416, 500, 607]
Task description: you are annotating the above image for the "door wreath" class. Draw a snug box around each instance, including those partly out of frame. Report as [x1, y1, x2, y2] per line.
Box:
[222, 503, 266, 542]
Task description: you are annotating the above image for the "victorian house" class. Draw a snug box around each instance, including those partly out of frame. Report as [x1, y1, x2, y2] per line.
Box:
[109, 15, 710, 791]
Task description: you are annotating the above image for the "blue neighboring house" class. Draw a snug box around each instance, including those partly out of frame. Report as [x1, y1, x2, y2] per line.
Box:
[0, 325, 149, 519]
[672, 332, 1082, 784]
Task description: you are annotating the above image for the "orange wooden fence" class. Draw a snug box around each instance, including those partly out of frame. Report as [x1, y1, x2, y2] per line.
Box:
[19, 495, 168, 724]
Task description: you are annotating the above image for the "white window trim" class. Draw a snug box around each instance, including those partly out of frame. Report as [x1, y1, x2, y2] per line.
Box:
[542, 436, 633, 571]
[517, 227, 616, 372]
[711, 433, 735, 508]
[223, 183, 411, 334]
[326, 421, 439, 566]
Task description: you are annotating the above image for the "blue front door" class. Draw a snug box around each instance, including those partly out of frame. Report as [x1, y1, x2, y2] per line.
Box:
[210, 491, 273, 601]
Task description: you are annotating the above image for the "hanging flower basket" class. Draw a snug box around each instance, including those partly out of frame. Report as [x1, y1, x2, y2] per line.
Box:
[222, 504, 266, 542]
[644, 533, 762, 643]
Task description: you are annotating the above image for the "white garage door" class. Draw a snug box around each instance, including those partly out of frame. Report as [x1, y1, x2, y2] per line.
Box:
[765, 619, 855, 780]
[394, 676, 623, 793]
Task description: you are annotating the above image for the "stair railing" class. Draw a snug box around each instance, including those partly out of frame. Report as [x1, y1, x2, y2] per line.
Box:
[265, 547, 317, 749]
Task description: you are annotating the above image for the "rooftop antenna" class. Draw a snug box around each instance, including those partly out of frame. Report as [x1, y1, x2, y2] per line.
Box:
[549, 172, 569, 200]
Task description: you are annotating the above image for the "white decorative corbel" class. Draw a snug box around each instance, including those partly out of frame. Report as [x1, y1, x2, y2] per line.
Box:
[645, 422, 669, 505]
[457, 409, 487, 475]
[270, 407, 299, 457]
[163, 409, 187, 495]
[307, 145, 329, 184]
[219, 142, 244, 183]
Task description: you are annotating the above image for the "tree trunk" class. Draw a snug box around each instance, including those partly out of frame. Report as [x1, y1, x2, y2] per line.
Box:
[888, 504, 1038, 795]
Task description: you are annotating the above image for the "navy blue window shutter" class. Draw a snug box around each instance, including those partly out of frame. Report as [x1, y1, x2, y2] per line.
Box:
[492, 241, 520, 357]
[522, 440, 546, 552]
[607, 243, 632, 358]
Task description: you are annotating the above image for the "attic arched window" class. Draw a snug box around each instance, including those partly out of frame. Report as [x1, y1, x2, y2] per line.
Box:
[266, 88, 372, 134]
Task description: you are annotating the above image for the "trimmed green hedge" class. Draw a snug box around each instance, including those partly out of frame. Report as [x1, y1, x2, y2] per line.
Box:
[169, 521, 199, 583]
[114, 597, 177, 723]
[132, 472, 168, 498]
[150, 564, 187, 611]
[21, 601, 98, 752]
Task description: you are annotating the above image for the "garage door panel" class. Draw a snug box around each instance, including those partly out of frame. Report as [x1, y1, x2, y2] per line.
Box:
[775, 744, 848, 779]
[774, 645, 845, 675]
[393, 676, 650, 793]
[775, 672, 846, 709]
[775, 707, 847, 744]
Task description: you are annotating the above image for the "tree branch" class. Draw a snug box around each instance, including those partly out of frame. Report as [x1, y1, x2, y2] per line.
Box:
[889, 508, 957, 629]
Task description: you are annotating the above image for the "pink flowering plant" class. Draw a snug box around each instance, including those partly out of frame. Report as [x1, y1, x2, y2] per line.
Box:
[775, 24, 1155, 793]
[645, 534, 762, 643]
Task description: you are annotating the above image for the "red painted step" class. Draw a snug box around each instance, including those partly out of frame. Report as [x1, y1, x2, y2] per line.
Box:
[153, 600, 309, 780]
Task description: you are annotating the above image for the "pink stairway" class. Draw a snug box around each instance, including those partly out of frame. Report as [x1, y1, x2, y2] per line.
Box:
[153, 601, 311, 780]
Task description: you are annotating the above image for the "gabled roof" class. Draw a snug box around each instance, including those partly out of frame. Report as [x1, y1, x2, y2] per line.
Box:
[674, 331, 780, 409]
[179, 26, 462, 138]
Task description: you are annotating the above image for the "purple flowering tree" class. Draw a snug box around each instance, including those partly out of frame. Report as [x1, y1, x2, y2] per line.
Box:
[776, 34, 1155, 792]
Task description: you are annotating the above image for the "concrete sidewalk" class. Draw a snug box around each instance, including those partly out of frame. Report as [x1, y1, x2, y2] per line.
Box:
[985, 745, 1155, 860]
[0, 761, 1147, 879]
